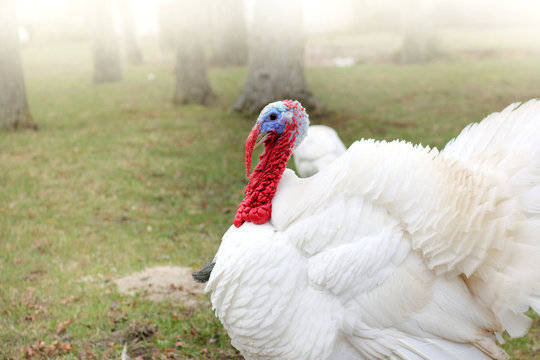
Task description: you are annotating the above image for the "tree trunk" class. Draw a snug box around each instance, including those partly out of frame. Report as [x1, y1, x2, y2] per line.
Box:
[232, 0, 319, 114]
[117, 0, 143, 64]
[0, 0, 37, 130]
[209, 0, 247, 66]
[172, 0, 215, 105]
[89, 0, 122, 83]
[395, 0, 434, 63]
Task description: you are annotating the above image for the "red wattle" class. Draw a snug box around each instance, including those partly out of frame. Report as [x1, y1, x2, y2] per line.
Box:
[234, 121, 298, 228]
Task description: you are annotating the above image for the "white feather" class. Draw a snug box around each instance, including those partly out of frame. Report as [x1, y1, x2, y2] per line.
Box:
[293, 124, 347, 177]
[207, 100, 540, 359]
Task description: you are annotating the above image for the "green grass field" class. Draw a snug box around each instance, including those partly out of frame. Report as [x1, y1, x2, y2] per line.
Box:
[1, 40, 540, 359]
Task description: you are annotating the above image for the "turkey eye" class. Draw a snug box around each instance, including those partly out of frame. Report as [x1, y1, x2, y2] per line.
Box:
[269, 113, 278, 121]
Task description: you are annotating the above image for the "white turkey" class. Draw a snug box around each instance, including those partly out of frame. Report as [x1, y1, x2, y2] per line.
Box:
[293, 124, 347, 177]
[193, 99, 540, 360]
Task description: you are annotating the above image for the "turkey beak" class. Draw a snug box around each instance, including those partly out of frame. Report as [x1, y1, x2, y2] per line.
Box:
[254, 131, 270, 149]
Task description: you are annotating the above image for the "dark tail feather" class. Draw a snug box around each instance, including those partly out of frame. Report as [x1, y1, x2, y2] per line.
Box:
[192, 262, 215, 283]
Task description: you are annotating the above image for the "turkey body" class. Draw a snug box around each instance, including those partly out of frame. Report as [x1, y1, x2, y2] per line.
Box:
[293, 124, 346, 177]
[205, 101, 540, 360]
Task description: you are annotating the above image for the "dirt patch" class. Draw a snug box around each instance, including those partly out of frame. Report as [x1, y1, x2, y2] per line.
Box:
[114, 266, 205, 307]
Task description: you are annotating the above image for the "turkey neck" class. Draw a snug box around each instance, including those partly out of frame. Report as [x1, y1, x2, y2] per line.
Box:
[234, 132, 294, 228]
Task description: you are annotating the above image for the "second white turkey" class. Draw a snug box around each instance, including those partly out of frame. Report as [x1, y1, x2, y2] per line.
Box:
[293, 124, 346, 177]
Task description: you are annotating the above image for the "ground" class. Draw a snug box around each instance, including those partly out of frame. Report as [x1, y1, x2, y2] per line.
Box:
[1, 35, 540, 359]
[114, 266, 204, 306]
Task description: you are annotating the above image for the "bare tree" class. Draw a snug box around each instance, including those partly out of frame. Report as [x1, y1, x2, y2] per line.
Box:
[233, 0, 319, 114]
[89, 0, 122, 83]
[209, 0, 247, 66]
[0, 0, 37, 129]
[117, 0, 143, 64]
[395, 0, 434, 63]
[173, 0, 215, 105]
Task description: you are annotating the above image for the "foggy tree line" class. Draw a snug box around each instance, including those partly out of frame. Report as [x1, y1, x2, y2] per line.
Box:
[1, 0, 433, 130]
[172, 0, 319, 111]
[0, 0, 36, 129]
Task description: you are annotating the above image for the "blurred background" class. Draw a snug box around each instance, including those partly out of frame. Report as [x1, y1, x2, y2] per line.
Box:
[1, 0, 540, 358]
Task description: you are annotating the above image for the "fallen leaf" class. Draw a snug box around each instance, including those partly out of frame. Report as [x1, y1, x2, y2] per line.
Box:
[221, 207, 232, 214]
[60, 342, 75, 351]
[22, 314, 35, 322]
[56, 319, 74, 335]
[59, 295, 79, 305]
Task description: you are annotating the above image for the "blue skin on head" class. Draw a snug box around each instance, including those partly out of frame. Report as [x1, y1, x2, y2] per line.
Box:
[256, 101, 309, 149]
[257, 101, 288, 135]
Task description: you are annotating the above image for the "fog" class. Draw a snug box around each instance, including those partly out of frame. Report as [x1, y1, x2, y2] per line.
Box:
[17, 0, 540, 33]
[3, 0, 540, 356]
[15, 0, 540, 65]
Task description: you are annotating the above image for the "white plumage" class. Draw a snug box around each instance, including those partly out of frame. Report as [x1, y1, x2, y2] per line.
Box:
[206, 100, 540, 360]
[293, 124, 347, 177]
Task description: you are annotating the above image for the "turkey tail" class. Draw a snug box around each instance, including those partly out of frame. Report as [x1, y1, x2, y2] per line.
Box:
[192, 262, 215, 283]
[441, 99, 540, 337]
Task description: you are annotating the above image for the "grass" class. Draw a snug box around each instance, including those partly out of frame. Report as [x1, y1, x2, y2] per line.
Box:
[1, 39, 540, 359]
